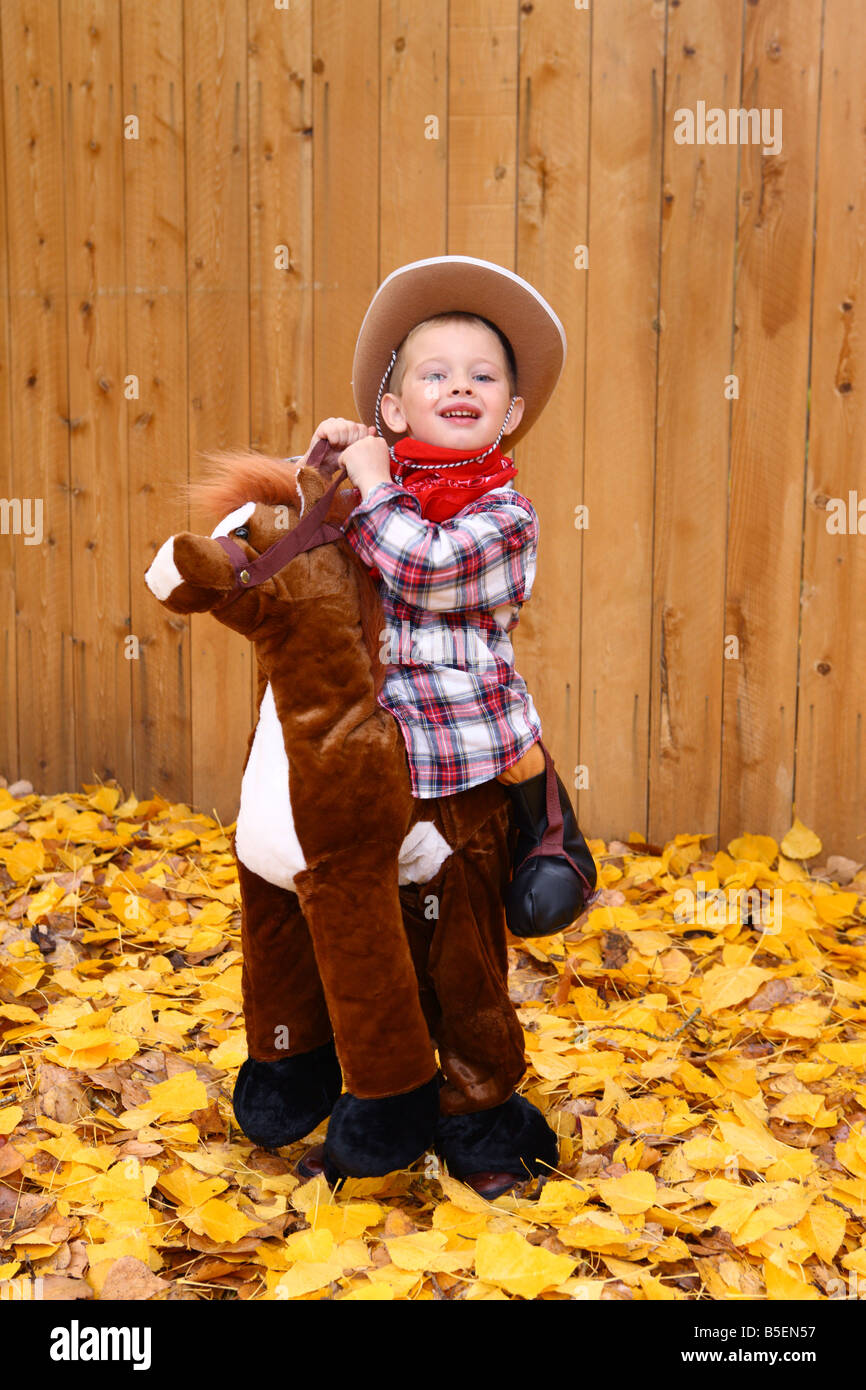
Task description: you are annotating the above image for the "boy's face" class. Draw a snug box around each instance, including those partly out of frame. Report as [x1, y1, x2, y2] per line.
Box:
[379, 320, 525, 450]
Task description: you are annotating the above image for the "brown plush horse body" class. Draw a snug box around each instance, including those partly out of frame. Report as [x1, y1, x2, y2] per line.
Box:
[144, 443, 558, 1184]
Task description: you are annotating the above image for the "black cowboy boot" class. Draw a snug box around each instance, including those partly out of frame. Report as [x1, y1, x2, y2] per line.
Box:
[503, 746, 597, 937]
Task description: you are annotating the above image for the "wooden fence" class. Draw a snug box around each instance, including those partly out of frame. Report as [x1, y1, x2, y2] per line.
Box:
[1, 0, 864, 859]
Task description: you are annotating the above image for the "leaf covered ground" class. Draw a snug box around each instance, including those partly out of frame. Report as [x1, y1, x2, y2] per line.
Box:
[0, 779, 865, 1301]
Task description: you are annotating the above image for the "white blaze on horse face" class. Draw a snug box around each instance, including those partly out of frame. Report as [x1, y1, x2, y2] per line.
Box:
[145, 501, 258, 602]
[210, 501, 256, 539]
[235, 682, 454, 894]
[145, 536, 184, 601]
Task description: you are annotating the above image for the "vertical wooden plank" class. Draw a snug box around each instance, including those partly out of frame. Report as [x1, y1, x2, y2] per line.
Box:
[379, 0, 447, 267]
[125, 0, 191, 806]
[581, 0, 666, 842]
[1, 1, 75, 793]
[797, 2, 866, 859]
[513, 1, 590, 829]
[185, 0, 252, 823]
[63, 1, 133, 791]
[312, 1, 379, 427]
[248, 0, 313, 456]
[720, 0, 822, 848]
[448, 0, 517, 265]
[0, 8, 18, 780]
[649, 0, 741, 851]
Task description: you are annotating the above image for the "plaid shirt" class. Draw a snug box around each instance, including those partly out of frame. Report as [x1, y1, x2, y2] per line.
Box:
[340, 478, 543, 798]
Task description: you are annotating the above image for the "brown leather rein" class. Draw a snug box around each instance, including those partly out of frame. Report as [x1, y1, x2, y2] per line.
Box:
[212, 438, 350, 600]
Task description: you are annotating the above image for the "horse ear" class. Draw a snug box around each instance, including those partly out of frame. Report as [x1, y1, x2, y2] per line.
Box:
[295, 463, 328, 518]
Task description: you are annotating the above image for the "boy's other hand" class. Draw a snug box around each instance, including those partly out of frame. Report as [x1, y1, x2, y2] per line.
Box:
[339, 435, 393, 499]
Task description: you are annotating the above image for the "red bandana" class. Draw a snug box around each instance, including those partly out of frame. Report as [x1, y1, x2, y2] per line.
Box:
[389, 435, 517, 523]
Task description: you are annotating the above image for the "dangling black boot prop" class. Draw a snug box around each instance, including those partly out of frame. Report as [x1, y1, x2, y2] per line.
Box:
[503, 742, 597, 937]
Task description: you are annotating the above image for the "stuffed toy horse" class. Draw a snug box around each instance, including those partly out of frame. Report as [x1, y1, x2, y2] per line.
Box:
[144, 438, 559, 1192]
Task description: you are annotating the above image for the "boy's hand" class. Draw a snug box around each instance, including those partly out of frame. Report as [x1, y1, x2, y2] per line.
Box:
[339, 434, 393, 499]
[303, 418, 375, 460]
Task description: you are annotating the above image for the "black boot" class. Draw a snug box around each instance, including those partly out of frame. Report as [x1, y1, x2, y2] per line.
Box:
[232, 1038, 342, 1149]
[503, 745, 597, 937]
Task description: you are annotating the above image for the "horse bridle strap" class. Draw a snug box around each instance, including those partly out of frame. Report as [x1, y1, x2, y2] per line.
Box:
[213, 438, 350, 598]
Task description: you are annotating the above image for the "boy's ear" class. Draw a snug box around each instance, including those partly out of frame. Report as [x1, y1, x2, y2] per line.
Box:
[295, 464, 328, 517]
[502, 395, 526, 436]
[379, 392, 408, 433]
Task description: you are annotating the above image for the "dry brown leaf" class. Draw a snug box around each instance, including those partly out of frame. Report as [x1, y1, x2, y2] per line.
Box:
[100, 1256, 170, 1301]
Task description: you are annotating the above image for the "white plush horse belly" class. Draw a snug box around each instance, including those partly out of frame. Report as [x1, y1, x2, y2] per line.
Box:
[234, 683, 452, 892]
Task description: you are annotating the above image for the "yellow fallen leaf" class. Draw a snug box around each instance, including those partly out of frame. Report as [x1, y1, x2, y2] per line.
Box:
[780, 818, 822, 861]
[310, 1202, 384, 1241]
[157, 1164, 228, 1208]
[142, 1070, 208, 1120]
[340, 1281, 395, 1300]
[638, 1269, 680, 1300]
[431, 1203, 491, 1240]
[208, 1035, 247, 1069]
[580, 1114, 617, 1150]
[474, 1229, 575, 1298]
[771, 1092, 837, 1127]
[272, 1260, 344, 1299]
[0, 1106, 23, 1136]
[597, 1169, 657, 1215]
[798, 1198, 846, 1262]
[283, 1228, 334, 1263]
[735, 1194, 815, 1245]
[617, 1097, 666, 1133]
[681, 1136, 730, 1169]
[385, 1229, 471, 1273]
[727, 835, 778, 866]
[814, 892, 859, 924]
[89, 1161, 159, 1202]
[178, 1197, 258, 1244]
[820, 1042, 866, 1066]
[534, 1181, 590, 1221]
[763, 1259, 820, 1300]
[766, 999, 831, 1038]
[701, 964, 772, 1015]
[1, 840, 45, 882]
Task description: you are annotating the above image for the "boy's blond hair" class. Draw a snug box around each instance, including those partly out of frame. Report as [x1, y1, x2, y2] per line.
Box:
[388, 311, 518, 399]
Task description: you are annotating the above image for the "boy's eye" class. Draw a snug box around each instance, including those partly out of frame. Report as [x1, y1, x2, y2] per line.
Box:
[424, 371, 494, 382]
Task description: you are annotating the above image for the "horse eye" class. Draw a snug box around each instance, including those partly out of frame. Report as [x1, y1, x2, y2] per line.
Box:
[234, 525, 250, 540]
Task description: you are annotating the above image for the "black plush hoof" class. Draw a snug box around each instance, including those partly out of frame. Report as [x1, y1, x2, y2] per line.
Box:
[232, 1038, 342, 1149]
[322, 1075, 440, 1180]
[433, 1092, 558, 1183]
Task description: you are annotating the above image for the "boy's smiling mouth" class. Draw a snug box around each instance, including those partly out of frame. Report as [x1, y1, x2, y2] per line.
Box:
[439, 406, 482, 422]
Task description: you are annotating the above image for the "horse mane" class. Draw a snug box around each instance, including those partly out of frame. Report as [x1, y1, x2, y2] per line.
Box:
[179, 448, 386, 697]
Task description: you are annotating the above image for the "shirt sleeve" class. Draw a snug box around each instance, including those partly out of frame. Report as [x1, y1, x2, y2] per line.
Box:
[340, 480, 538, 613]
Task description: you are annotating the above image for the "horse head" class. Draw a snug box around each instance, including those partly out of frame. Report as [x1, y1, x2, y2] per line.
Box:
[144, 444, 385, 685]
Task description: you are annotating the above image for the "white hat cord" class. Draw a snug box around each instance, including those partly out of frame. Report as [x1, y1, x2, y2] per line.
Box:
[375, 348, 518, 485]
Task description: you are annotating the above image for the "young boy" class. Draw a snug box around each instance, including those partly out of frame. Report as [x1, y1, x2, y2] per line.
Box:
[298, 256, 596, 936]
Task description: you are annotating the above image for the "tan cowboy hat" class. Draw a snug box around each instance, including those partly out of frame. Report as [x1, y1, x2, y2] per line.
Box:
[351, 255, 567, 450]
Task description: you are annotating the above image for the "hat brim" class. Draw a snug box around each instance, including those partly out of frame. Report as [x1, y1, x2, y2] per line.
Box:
[351, 256, 566, 450]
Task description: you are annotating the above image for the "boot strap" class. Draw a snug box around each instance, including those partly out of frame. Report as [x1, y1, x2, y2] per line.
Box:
[516, 741, 596, 897]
